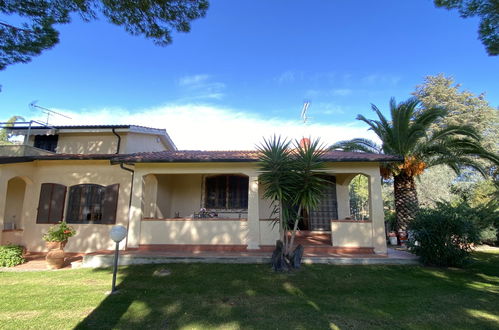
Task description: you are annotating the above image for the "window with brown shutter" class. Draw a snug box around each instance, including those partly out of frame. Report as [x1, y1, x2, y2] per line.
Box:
[66, 184, 119, 224]
[205, 175, 248, 209]
[36, 183, 67, 224]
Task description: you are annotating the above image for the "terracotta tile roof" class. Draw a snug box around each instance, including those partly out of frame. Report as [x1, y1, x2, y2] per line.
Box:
[115, 150, 402, 163]
[0, 150, 402, 164]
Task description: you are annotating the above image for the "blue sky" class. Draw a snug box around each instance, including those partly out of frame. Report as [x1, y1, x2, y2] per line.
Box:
[0, 0, 497, 149]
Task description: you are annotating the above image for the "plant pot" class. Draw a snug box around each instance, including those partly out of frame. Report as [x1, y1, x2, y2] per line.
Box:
[46, 241, 67, 250]
[389, 236, 398, 245]
[46, 249, 65, 269]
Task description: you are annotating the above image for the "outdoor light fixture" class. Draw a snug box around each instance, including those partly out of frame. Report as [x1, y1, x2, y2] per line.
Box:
[109, 225, 127, 293]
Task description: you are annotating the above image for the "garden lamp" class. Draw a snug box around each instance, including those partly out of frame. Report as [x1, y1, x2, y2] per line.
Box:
[109, 225, 127, 293]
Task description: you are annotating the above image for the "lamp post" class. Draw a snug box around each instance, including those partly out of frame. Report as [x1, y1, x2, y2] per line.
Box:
[109, 225, 127, 293]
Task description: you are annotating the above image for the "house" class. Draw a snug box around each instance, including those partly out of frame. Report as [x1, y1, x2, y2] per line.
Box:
[0, 123, 398, 255]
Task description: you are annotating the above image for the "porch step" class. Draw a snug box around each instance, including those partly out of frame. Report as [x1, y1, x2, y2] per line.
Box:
[136, 244, 373, 255]
[81, 248, 419, 268]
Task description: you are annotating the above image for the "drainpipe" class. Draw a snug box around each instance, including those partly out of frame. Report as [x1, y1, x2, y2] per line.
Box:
[118, 163, 134, 249]
[111, 128, 121, 154]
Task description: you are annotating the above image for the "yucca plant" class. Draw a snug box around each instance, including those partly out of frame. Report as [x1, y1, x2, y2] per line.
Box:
[332, 97, 499, 230]
[258, 135, 328, 267]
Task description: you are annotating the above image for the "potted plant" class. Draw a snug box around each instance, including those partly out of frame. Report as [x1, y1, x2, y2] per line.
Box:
[388, 231, 398, 245]
[42, 221, 76, 269]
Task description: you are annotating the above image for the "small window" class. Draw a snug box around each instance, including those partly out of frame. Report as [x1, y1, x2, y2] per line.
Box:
[205, 175, 248, 209]
[66, 184, 119, 224]
[36, 183, 67, 224]
[34, 135, 58, 152]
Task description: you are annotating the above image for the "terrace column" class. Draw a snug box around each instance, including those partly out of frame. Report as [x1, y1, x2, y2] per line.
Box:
[0, 176, 7, 231]
[368, 174, 387, 254]
[246, 174, 260, 250]
[127, 172, 144, 249]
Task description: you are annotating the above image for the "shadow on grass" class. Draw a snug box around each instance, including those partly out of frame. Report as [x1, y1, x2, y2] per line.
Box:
[75, 251, 499, 329]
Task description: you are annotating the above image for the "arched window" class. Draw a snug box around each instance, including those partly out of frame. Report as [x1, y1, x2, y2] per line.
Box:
[349, 174, 370, 220]
[205, 175, 248, 209]
[66, 184, 119, 224]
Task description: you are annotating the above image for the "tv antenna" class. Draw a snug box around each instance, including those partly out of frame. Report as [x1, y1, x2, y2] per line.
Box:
[301, 100, 311, 123]
[29, 101, 72, 125]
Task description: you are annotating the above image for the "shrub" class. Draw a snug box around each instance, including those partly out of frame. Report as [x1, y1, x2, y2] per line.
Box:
[0, 245, 25, 267]
[408, 202, 480, 267]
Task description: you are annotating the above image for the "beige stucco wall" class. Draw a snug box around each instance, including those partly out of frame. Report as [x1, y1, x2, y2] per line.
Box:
[3, 177, 26, 229]
[259, 220, 279, 245]
[0, 160, 133, 253]
[1, 230, 23, 245]
[27, 131, 170, 154]
[28, 133, 119, 154]
[140, 220, 248, 245]
[0, 159, 387, 254]
[122, 132, 171, 153]
[331, 221, 373, 247]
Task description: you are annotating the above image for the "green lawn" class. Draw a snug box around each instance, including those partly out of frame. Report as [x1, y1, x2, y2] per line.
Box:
[1, 251, 498, 330]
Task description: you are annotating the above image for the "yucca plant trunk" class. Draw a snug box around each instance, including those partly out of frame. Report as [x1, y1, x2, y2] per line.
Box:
[394, 172, 419, 231]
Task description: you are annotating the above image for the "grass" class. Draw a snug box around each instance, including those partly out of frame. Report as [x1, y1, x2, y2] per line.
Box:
[0, 251, 498, 329]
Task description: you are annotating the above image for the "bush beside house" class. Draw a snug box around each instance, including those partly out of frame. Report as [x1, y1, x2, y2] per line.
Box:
[0, 245, 25, 267]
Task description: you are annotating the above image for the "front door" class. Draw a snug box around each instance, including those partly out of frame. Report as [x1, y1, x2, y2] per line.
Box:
[308, 176, 338, 231]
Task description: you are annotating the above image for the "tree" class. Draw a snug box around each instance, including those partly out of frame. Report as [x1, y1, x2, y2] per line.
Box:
[258, 136, 328, 269]
[414, 74, 499, 206]
[413, 74, 499, 156]
[433, 0, 498, 56]
[0, 0, 209, 70]
[0, 115, 24, 145]
[331, 97, 498, 230]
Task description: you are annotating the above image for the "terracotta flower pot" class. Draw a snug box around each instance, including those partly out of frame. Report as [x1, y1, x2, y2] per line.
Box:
[46, 249, 65, 269]
[46, 241, 67, 250]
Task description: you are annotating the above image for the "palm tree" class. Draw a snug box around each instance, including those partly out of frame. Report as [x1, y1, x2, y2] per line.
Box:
[0, 115, 24, 145]
[258, 136, 328, 266]
[332, 97, 499, 230]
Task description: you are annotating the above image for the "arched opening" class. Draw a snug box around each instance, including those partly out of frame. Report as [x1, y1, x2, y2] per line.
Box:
[3, 177, 27, 230]
[348, 174, 370, 220]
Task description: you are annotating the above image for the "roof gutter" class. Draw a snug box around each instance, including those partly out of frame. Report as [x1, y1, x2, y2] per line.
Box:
[118, 163, 134, 250]
[111, 128, 121, 154]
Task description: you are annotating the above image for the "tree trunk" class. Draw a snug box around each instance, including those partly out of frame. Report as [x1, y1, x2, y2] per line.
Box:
[394, 172, 419, 231]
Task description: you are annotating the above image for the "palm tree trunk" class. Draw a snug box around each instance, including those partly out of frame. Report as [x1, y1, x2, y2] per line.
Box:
[394, 172, 419, 231]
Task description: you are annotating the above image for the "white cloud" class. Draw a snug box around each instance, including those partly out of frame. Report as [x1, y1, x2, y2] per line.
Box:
[276, 71, 296, 84]
[40, 104, 376, 150]
[178, 74, 211, 86]
[177, 74, 226, 100]
[362, 74, 401, 86]
[331, 88, 353, 96]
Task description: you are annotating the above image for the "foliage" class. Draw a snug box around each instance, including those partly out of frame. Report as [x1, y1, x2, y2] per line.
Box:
[408, 202, 481, 267]
[349, 174, 369, 220]
[0, 244, 25, 267]
[0, 115, 24, 145]
[0, 0, 209, 70]
[331, 96, 498, 230]
[433, 0, 498, 55]
[413, 74, 499, 158]
[258, 136, 328, 256]
[42, 221, 76, 242]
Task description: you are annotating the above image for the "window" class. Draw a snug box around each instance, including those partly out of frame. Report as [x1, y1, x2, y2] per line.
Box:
[36, 183, 67, 224]
[205, 175, 248, 209]
[66, 184, 119, 224]
[34, 135, 58, 152]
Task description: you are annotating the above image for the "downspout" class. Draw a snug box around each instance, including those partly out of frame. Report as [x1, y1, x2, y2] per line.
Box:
[118, 163, 135, 250]
[111, 128, 121, 154]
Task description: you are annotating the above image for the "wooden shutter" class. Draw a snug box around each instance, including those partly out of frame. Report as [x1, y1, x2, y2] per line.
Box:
[101, 184, 119, 224]
[66, 185, 82, 223]
[36, 183, 67, 223]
